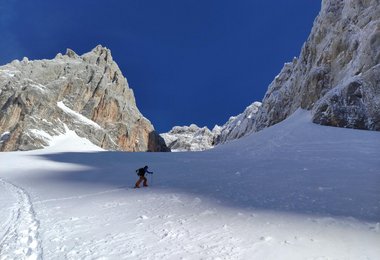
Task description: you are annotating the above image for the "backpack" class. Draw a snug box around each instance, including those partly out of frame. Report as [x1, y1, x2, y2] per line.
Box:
[136, 168, 145, 176]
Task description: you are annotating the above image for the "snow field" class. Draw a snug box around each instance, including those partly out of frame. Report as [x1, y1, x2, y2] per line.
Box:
[0, 178, 42, 260]
[0, 110, 379, 259]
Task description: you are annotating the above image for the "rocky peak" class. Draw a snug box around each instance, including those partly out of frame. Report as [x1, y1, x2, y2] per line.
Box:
[252, 0, 380, 132]
[65, 48, 79, 58]
[0, 46, 169, 152]
[82, 45, 114, 65]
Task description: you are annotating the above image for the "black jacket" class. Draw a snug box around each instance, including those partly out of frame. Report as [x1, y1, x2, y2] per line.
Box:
[137, 168, 152, 177]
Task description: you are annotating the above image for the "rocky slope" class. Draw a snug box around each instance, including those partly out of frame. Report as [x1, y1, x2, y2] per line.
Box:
[161, 0, 380, 151]
[0, 45, 169, 152]
[215, 102, 261, 145]
[253, 0, 380, 132]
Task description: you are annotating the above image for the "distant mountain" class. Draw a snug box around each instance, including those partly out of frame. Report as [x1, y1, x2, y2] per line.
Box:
[160, 102, 261, 151]
[0, 45, 169, 152]
[252, 0, 380, 132]
[160, 124, 221, 152]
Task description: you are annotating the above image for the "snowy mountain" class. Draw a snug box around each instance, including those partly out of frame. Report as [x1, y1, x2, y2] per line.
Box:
[1, 0, 379, 258]
[252, 0, 380, 132]
[0, 45, 168, 152]
[160, 124, 221, 152]
[215, 101, 262, 145]
[160, 102, 261, 151]
[1, 110, 379, 259]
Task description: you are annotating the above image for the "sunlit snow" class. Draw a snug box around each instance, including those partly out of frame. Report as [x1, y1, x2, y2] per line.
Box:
[0, 110, 379, 259]
[57, 101, 102, 130]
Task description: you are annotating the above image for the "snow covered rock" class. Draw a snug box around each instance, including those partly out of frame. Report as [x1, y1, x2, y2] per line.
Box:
[215, 102, 262, 145]
[0, 131, 10, 143]
[0, 45, 169, 151]
[253, 0, 380, 132]
[160, 124, 220, 151]
[161, 102, 261, 151]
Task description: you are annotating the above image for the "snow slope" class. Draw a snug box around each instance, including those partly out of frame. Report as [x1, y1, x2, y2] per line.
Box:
[0, 110, 379, 259]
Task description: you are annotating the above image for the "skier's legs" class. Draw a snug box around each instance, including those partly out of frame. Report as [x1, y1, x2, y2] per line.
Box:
[143, 177, 148, 186]
[135, 177, 144, 188]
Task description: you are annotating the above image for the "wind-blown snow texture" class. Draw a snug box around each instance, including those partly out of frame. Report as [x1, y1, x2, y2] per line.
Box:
[1, 110, 379, 259]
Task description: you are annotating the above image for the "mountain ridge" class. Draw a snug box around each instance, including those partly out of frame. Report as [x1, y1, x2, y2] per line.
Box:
[0, 45, 169, 152]
[252, 0, 380, 132]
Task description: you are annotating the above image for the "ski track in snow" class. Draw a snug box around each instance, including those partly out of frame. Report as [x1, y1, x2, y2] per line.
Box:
[33, 187, 129, 205]
[0, 178, 42, 260]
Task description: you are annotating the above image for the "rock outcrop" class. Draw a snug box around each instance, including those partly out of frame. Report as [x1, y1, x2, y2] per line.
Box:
[160, 102, 262, 151]
[253, 0, 380, 132]
[160, 124, 221, 152]
[215, 102, 261, 145]
[0, 45, 169, 152]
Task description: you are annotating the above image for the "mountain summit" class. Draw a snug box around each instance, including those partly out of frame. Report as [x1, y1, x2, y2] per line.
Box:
[0, 45, 168, 151]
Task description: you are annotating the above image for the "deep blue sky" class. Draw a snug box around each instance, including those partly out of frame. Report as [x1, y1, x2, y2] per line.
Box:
[0, 0, 321, 133]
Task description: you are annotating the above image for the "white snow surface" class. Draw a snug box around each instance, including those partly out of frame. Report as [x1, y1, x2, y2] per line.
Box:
[45, 125, 105, 153]
[57, 101, 102, 130]
[0, 69, 19, 78]
[0, 110, 379, 259]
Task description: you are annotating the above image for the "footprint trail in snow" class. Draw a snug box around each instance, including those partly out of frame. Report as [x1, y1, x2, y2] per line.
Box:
[0, 178, 43, 260]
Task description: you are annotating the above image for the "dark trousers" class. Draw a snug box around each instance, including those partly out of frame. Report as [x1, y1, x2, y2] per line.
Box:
[135, 176, 147, 187]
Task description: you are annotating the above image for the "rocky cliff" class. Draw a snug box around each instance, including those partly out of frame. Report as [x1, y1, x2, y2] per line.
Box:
[215, 102, 261, 145]
[163, 0, 380, 152]
[253, 0, 380, 132]
[0, 45, 169, 152]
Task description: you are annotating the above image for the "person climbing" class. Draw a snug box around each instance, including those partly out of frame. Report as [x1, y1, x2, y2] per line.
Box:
[135, 165, 153, 188]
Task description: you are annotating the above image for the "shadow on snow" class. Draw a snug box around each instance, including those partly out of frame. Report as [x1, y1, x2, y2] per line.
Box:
[30, 147, 380, 223]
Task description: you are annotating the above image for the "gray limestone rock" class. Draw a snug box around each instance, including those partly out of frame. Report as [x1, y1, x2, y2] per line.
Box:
[0, 45, 169, 152]
[253, 0, 380, 132]
[214, 102, 261, 145]
[160, 124, 220, 152]
[160, 102, 262, 151]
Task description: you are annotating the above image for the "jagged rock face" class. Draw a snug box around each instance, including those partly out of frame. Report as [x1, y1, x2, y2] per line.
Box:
[253, 0, 380, 132]
[160, 124, 221, 152]
[0, 45, 169, 152]
[215, 102, 261, 145]
[160, 102, 261, 151]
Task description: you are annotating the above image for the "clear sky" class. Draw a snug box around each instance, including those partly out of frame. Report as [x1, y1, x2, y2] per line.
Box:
[0, 0, 321, 133]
